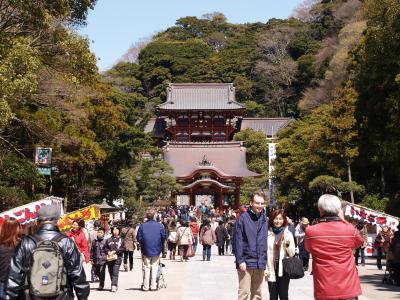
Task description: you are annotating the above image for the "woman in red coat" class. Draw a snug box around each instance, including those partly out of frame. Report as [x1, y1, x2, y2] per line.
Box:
[305, 194, 363, 300]
[67, 219, 90, 263]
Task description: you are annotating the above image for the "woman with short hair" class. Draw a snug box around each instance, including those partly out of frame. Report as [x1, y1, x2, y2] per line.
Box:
[200, 219, 216, 261]
[105, 226, 125, 292]
[67, 219, 90, 263]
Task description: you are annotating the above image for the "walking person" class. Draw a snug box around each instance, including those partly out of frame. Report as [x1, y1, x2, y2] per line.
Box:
[375, 225, 392, 270]
[354, 220, 368, 266]
[266, 210, 295, 300]
[200, 219, 216, 261]
[215, 220, 229, 255]
[6, 205, 90, 300]
[294, 217, 310, 271]
[233, 191, 268, 300]
[105, 226, 125, 292]
[0, 218, 22, 299]
[189, 217, 200, 253]
[305, 194, 363, 300]
[121, 222, 136, 271]
[78, 219, 89, 244]
[225, 220, 234, 255]
[90, 227, 108, 290]
[67, 219, 90, 263]
[88, 220, 101, 282]
[167, 220, 178, 260]
[161, 217, 168, 258]
[137, 209, 166, 291]
[176, 221, 194, 261]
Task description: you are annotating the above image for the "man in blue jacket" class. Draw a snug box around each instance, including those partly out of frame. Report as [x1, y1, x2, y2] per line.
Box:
[137, 209, 166, 291]
[233, 191, 268, 300]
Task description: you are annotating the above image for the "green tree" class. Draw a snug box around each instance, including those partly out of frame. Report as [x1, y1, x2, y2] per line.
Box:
[350, 0, 400, 206]
[119, 158, 181, 204]
[309, 175, 364, 198]
[358, 194, 389, 212]
[233, 129, 269, 175]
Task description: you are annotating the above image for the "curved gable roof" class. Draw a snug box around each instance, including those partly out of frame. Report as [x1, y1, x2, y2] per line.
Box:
[163, 141, 259, 178]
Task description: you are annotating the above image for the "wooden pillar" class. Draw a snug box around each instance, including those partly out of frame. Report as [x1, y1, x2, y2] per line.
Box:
[189, 189, 194, 206]
[217, 189, 223, 209]
[235, 184, 240, 209]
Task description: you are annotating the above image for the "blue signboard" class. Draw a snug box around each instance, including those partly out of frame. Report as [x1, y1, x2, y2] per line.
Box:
[37, 167, 51, 176]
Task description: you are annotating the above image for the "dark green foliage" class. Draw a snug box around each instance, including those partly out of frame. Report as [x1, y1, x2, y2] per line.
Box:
[1, 0, 399, 219]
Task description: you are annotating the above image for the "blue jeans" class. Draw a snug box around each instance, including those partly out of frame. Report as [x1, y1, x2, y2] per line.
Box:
[203, 244, 211, 261]
[0, 281, 5, 299]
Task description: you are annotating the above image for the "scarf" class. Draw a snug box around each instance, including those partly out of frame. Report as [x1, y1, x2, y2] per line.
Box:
[272, 227, 285, 270]
[272, 226, 284, 235]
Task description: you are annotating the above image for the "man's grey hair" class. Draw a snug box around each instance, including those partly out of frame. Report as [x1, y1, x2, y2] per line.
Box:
[318, 194, 342, 215]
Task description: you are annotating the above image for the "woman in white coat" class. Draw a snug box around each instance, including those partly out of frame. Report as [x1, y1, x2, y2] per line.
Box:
[266, 209, 295, 300]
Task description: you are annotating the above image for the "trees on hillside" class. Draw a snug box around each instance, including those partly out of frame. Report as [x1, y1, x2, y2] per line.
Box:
[350, 0, 400, 215]
[273, 85, 359, 212]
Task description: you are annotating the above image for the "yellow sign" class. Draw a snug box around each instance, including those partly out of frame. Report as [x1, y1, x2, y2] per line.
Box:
[58, 205, 100, 231]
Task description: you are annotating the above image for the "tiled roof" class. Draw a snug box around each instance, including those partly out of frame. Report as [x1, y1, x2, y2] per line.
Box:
[157, 83, 245, 111]
[239, 118, 293, 137]
[144, 118, 166, 138]
[163, 141, 259, 178]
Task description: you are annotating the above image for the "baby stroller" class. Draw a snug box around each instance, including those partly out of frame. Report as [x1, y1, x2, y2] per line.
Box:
[156, 262, 167, 289]
[382, 248, 400, 286]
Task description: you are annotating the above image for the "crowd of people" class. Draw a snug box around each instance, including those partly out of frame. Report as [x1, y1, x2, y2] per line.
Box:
[0, 193, 399, 299]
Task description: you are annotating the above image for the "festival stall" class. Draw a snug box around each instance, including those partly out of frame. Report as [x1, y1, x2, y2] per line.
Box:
[344, 202, 399, 256]
[0, 196, 64, 226]
[58, 205, 101, 231]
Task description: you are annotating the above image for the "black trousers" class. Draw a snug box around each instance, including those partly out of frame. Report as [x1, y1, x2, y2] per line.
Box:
[107, 260, 121, 287]
[123, 251, 134, 269]
[377, 248, 384, 269]
[268, 276, 290, 300]
[94, 264, 106, 287]
[218, 245, 225, 255]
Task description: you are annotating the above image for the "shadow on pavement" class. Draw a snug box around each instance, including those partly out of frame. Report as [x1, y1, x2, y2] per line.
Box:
[359, 273, 400, 294]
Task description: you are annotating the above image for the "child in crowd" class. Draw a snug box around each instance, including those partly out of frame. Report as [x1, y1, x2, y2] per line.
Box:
[90, 227, 108, 291]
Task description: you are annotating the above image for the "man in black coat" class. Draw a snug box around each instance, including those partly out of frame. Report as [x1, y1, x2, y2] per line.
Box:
[215, 221, 229, 255]
[7, 205, 90, 300]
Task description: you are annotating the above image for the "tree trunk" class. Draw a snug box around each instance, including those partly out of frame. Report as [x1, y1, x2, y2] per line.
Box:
[380, 164, 385, 197]
[347, 161, 354, 204]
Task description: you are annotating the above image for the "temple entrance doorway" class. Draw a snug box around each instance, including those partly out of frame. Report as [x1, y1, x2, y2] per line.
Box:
[195, 193, 215, 207]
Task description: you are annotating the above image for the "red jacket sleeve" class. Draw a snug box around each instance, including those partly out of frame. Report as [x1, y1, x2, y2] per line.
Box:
[304, 227, 311, 252]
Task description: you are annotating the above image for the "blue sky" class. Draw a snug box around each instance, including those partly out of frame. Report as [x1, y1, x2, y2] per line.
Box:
[79, 0, 305, 71]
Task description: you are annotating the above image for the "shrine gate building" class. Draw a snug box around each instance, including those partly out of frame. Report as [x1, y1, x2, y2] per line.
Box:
[145, 83, 292, 209]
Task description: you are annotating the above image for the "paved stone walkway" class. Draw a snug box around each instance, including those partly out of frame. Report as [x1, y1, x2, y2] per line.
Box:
[86, 246, 400, 299]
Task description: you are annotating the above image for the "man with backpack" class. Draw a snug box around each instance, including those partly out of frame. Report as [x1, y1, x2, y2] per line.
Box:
[7, 205, 90, 300]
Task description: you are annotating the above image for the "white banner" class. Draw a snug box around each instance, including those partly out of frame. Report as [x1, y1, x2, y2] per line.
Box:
[0, 196, 64, 225]
[268, 143, 277, 206]
[344, 203, 399, 231]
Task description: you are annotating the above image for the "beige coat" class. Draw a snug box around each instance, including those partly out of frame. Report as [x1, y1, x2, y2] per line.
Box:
[266, 227, 295, 282]
[176, 226, 194, 246]
[121, 227, 136, 251]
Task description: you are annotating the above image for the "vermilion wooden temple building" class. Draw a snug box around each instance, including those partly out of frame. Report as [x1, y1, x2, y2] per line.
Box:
[145, 83, 292, 208]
